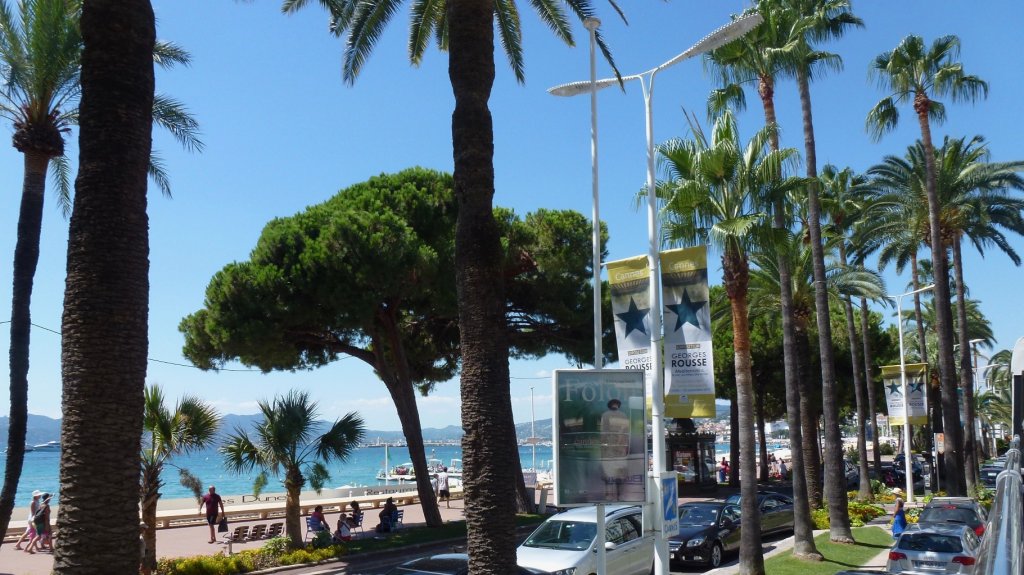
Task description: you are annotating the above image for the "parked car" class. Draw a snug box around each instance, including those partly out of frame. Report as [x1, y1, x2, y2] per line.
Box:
[843, 459, 860, 489]
[887, 523, 981, 575]
[517, 505, 654, 575]
[668, 502, 741, 568]
[723, 491, 794, 536]
[385, 553, 550, 575]
[918, 497, 988, 537]
[979, 464, 1002, 488]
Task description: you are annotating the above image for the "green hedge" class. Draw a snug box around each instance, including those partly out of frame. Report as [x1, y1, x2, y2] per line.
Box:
[154, 537, 346, 575]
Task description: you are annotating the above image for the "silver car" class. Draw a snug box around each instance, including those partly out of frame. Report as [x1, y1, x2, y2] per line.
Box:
[517, 505, 654, 575]
[887, 523, 981, 575]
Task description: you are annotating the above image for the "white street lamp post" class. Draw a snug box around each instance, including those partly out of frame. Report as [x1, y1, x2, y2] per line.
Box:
[549, 13, 762, 575]
[584, 17, 603, 370]
[887, 284, 935, 503]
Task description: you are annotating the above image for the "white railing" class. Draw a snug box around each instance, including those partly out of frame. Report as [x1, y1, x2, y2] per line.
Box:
[975, 436, 1022, 575]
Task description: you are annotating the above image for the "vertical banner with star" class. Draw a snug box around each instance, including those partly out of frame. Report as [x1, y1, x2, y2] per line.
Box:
[881, 363, 929, 425]
[660, 246, 715, 417]
[607, 256, 652, 383]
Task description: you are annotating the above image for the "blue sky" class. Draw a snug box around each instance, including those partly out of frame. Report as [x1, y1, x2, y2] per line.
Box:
[1, 1, 1022, 431]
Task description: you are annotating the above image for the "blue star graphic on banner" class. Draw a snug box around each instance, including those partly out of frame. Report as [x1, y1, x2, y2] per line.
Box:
[887, 382, 903, 396]
[616, 297, 649, 337]
[665, 290, 705, 331]
[909, 381, 924, 394]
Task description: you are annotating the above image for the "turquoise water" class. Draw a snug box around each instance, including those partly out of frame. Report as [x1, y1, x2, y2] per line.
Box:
[1, 444, 554, 508]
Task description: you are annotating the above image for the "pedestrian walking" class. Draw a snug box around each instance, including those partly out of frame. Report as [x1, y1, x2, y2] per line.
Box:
[892, 497, 907, 539]
[198, 485, 225, 544]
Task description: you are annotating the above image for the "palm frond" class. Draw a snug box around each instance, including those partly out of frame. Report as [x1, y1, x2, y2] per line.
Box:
[147, 151, 172, 198]
[48, 154, 72, 217]
[153, 40, 191, 69]
[152, 93, 204, 153]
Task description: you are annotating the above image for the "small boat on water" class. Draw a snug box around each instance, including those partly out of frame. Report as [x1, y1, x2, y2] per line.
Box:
[32, 441, 60, 451]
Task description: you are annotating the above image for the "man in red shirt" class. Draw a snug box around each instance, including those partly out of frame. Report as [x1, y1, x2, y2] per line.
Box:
[198, 485, 226, 543]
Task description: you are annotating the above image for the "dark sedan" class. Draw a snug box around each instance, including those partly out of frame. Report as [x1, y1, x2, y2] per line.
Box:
[723, 491, 795, 535]
[668, 502, 741, 568]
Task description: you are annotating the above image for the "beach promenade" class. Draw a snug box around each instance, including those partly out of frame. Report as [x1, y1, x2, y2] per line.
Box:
[0, 497, 469, 575]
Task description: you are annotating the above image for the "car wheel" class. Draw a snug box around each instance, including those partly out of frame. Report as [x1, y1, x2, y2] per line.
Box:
[708, 542, 723, 568]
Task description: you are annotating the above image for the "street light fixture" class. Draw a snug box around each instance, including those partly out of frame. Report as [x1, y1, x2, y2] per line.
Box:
[549, 12, 763, 575]
[887, 284, 935, 503]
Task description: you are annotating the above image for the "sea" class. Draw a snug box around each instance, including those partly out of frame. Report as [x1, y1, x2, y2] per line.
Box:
[2, 441, 752, 508]
[1, 444, 556, 508]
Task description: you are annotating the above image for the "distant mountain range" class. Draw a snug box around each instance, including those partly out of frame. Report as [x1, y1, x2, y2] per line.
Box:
[3, 402, 732, 447]
[1, 413, 554, 446]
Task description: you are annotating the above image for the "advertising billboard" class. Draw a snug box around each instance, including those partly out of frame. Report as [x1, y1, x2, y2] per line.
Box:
[553, 369, 647, 505]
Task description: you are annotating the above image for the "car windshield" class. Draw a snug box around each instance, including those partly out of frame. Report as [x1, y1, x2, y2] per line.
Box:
[523, 520, 597, 551]
[724, 494, 741, 505]
[919, 507, 980, 527]
[679, 506, 719, 526]
[898, 533, 964, 553]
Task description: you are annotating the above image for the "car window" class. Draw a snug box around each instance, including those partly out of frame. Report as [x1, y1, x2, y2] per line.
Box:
[724, 494, 740, 505]
[963, 529, 980, 549]
[679, 506, 719, 526]
[613, 517, 640, 542]
[606, 519, 626, 544]
[723, 505, 741, 522]
[761, 498, 779, 511]
[523, 520, 596, 550]
[898, 533, 964, 553]
[919, 507, 982, 527]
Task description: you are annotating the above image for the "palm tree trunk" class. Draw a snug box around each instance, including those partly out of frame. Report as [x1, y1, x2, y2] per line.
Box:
[0, 152, 50, 548]
[730, 398, 740, 486]
[797, 66, 852, 541]
[796, 323, 822, 509]
[910, 252, 936, 485]
[723, 249, 764, 575]
[448, 1, 518, 572]
[54, 1, 154, 571]
[140, 463, 161, 574]
[951, 239, 978, 493]
[860, 298, 883, 478]
[284, 470, 303, 547]
[757, 380, 769, 482]
[843, 295, 872, 501]
[757, 74, 817, 555]
[914, 100, 965, 496]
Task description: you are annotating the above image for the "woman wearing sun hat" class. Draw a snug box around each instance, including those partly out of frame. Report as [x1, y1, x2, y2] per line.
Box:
[13, 490, 42, 550]
[24, 492, 52, 553]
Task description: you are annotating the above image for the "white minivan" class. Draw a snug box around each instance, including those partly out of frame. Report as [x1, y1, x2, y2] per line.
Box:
[516, 505, 654, 575]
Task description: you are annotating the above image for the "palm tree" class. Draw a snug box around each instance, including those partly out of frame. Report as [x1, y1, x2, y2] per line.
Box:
[139, 385, 220, 574]
[0, 0, 201, 543]
[777, 0, 861, 541]
[854, 152, 940, 479]
[704, 7, 825, 554]
[659, 110, 804, 575]
[282, 1, 624, 570]
[860, 136, 1024, 489]
[930, 135, 1024, 489]
[222, 390, 364, 548]
[0, 0, 82, 546]
[819, 164, 884, 501]
[52, 0, 154, 570]
[866, 34, 988, 496]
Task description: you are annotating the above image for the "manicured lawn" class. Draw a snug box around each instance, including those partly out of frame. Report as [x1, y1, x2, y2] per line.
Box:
[343, 514, 545, 554]
[764, 527, 892, 575]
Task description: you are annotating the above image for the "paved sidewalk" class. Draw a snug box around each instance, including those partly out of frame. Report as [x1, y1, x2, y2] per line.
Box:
[0, 499, 469, 575]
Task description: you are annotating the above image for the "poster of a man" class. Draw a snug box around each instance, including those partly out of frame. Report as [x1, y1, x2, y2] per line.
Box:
[554, 370, 646, 505]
